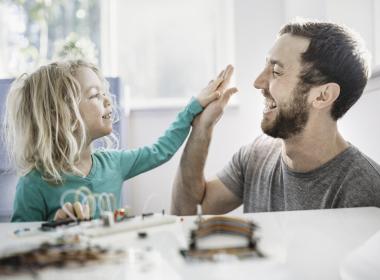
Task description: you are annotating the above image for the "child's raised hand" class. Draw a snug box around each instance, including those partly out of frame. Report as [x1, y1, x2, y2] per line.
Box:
[196, 65, 234, 108]
[192, 65, 238, 129]
[54, 202, 90, 221]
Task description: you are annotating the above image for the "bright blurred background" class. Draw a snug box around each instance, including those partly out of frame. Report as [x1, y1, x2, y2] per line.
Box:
[0, 0, 379, 220]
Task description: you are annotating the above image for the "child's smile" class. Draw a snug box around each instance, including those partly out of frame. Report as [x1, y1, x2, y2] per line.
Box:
[76, 67, 113, 141]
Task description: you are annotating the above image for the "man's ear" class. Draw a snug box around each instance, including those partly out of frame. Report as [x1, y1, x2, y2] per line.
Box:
[310, 83, 340, 109]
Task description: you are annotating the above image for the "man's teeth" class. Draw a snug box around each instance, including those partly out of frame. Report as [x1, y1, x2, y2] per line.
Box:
[102, 113, 112, 119]
[263, 99, 277, 113]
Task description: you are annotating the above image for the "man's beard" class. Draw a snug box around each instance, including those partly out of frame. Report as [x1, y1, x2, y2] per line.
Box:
[261, 82, 311, 139]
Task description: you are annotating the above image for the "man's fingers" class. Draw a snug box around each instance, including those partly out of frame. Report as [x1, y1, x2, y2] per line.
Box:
[217, 69, 225, 79]
[224, 65, 234, 82]
[224, 64, 234, 77]
[224, 87, 239, 98]
[220, 87, 238, 106]
[73, 201, 85, 220]
[225, 87, 238, 96]
[207, 90, 221, 104]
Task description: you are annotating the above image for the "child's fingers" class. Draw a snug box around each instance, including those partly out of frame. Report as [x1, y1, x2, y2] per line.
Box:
[73, 201, 85, 220]
[62, 202, 75, 219]
[64, 202, 73, 213]
[206, 68, 226, 90]
[217, 65, 234, 92]
[205, 66, 227, 92]
[198, 65, 232, 107]
[208, 77, 224, 92]
[83, 204, 90, 220]
[54, 209, 67, 221]
[204, 90, 221, 106]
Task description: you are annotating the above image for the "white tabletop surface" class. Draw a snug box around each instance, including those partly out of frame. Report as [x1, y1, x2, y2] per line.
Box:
[1, 207, 380, 280]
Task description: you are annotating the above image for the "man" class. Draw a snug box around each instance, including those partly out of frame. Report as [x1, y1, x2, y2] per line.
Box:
[171, 20, 380, 215]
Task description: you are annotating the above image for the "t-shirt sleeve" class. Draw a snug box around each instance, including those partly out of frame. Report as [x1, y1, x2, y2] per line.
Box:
[216, 143, 252, 199]
[336, 168, 380, 208]
[120, 97, 203, 180]
[11, 179, 47, 222]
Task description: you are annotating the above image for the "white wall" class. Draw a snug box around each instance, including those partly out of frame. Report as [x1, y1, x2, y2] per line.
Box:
[121, 0, 380, 215]
[123, 0, 286, 214]
[284, 0, 380, 162]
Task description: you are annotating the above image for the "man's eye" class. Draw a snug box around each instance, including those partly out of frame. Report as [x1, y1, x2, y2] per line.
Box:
[272, 70, 282, 76]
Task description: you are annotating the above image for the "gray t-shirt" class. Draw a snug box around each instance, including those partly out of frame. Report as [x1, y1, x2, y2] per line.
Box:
[217, 135, 380, 213]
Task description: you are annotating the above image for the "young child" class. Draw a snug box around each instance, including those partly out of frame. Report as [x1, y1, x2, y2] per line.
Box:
[5, 60, 236, 222]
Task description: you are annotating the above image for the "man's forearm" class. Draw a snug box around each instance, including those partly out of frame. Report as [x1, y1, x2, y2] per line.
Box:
[171, 65, 237, 215]
[171, 124, 213, 215]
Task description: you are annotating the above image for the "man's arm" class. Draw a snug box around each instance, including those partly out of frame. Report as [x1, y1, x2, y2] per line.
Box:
[171, 65, 241, 215]
[171, 121, 241, 215]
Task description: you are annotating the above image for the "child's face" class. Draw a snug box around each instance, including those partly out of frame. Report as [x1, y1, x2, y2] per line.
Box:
[76, 67, 113, 141]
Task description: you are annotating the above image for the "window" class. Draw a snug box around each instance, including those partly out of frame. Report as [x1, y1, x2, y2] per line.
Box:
[0, 0, 235, 108]
[110, 0, 235, 109]
[375, 0, 380, 67]
[367, 0, 380, 93]
[0, 0, 101, 78]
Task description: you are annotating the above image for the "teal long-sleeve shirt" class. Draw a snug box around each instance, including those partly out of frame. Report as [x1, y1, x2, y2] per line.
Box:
[11, 98, 203, 222]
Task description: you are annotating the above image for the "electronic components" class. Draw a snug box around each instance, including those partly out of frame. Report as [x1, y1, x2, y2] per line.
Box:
[181, 216, 264, 261]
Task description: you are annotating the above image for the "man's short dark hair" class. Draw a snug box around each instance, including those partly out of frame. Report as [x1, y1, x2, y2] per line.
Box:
[279, 20, 371, 120]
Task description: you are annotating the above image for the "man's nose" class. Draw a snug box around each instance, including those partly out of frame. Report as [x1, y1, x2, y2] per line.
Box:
[253, 68, 269, 90]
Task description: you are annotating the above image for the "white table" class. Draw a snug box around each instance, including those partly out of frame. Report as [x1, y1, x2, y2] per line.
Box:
[1, 207, 380, 280]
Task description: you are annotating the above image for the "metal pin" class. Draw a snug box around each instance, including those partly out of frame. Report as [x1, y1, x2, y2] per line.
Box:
[196, 204, 203, 224]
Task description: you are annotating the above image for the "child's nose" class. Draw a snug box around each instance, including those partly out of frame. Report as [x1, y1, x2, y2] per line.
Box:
[103, 94, 111, 107]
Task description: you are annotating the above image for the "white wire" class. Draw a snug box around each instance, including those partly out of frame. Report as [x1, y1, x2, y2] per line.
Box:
[60, 189, 86, 221]
[76, 186, 95, 217]
[60, 187, 116, 220]
[109, 193, 116, 211]
[98, 192, 112, 214]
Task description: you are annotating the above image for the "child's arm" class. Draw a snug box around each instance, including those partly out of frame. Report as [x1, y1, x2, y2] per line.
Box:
[120, 97, 203, 180]
[119, 66, 235, 180]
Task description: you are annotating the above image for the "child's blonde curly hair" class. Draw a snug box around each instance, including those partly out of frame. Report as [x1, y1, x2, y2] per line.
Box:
[4, 60, 116, 184]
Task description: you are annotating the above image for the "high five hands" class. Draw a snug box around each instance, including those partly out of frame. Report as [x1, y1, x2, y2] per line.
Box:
[195, 65, 238, 128]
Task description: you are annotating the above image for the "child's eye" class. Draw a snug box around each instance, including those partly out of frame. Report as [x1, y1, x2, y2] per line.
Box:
[89, 92, 102, 100]
[88, 88, 108, 100]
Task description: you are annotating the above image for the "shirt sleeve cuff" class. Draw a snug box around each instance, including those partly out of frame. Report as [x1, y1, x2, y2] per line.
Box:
[187, 97, 203, 115]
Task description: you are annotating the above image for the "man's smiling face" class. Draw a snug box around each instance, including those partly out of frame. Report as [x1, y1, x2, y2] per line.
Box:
[254, 34, 312, 139]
